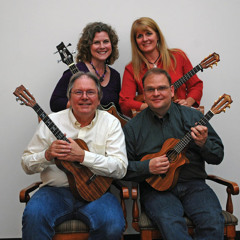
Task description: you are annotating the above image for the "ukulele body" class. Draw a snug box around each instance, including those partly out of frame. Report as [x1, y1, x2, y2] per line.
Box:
[141, 138, 189, 191]
[55, 139, 112, 202]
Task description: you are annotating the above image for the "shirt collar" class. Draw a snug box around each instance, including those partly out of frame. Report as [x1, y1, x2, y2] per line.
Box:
[68, 108, 98, 128]
[148, 102, 174, 121]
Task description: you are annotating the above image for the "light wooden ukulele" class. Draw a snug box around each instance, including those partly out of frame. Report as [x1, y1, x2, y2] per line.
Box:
[132, 53, 220, 116]
[172, 52, 220, 100]
[140, 93, 232, 192]
[14, 85, 112, 202]
[56, 42, 129, 127]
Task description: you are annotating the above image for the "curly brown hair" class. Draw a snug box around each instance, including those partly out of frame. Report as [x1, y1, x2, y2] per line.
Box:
[76, 22, 119, 65]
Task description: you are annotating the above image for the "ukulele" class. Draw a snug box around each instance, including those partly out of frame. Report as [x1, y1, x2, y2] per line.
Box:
[132, 53, 220, 116]
[140, 93, 232, 192]
[14, 85, 112, 202]
[172, 52, 220, 100]
[56, 42, 129, 127]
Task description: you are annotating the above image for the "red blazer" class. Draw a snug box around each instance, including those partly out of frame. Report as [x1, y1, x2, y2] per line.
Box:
[119, 50, 203, 117]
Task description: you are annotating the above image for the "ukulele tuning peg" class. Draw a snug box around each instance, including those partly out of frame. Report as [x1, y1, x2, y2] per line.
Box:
[57, 59, 62, 63]
[72, 50, 76, 54]
[16, 97, 24, 105]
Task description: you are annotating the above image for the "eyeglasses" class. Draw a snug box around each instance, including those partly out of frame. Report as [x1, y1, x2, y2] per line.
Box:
[144, 86, 171, 94]
[70, 90, 97, 98]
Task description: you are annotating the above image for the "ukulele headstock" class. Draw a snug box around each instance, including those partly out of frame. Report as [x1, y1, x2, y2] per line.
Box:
[211, 94, 232, 114]
[13, 85, 36, 108]
[200, 52, 220, 69]
[56, 42, 74, 66]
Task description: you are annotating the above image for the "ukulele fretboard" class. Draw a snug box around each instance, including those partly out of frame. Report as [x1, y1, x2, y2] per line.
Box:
[173, 64, 203, 90]
[32, 103, 69, 142]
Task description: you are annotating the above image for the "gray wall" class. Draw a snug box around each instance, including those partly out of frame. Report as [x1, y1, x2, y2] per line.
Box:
[1, 0, 240, 237]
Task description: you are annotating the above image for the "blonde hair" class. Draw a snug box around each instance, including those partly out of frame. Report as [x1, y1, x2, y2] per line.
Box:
[130, 17, 180, 81]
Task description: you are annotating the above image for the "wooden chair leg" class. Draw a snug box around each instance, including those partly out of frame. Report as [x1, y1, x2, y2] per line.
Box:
[53, 232, 125, 240]
[225, 225, 236, 240]
[141, 229, 153, 240]
[188, 227, 194, 236]
[53, 233, 89, 240]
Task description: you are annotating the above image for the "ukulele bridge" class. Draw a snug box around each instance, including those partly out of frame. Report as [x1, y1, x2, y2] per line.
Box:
[158, 174, 166, 179]
[86, 174, 97, 185]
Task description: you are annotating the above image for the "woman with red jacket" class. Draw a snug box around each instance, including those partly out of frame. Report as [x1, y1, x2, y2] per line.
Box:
[119, 17, 203, 117]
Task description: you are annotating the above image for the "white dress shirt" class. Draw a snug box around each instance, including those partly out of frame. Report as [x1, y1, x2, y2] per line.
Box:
[22, 109, 128, 188]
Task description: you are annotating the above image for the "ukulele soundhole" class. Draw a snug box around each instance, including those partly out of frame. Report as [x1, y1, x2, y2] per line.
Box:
[73, 162, 82, 168]
[166, 149, 178, 163]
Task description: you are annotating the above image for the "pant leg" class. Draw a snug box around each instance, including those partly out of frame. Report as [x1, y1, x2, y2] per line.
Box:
[179, 180, 224, 240]
[75, 192, 125, 240]
[22, 186, 81, 240]
[141, 183, 192, 240]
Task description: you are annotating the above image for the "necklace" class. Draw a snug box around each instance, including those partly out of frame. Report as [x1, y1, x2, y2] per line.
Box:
[90, 62, 107, 82]
[146, 53, 160, 68]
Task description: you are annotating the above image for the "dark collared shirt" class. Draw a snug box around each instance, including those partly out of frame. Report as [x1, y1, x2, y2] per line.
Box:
[123, 102, 224, 183]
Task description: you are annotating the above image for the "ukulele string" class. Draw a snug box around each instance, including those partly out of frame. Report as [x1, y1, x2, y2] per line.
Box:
[64, 55, 79, 74]
[167, 112, 212, 160]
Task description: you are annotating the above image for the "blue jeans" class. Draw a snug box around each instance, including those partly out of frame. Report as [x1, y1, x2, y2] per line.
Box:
[22, 186, 125, 240]
[141, 180, 224, 240]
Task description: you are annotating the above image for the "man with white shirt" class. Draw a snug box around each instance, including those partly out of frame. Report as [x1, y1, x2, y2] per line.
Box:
[21, 71, 128, 240]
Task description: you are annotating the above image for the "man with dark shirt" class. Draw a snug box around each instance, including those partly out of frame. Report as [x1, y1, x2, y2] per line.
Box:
[123, 68, 224, 239]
